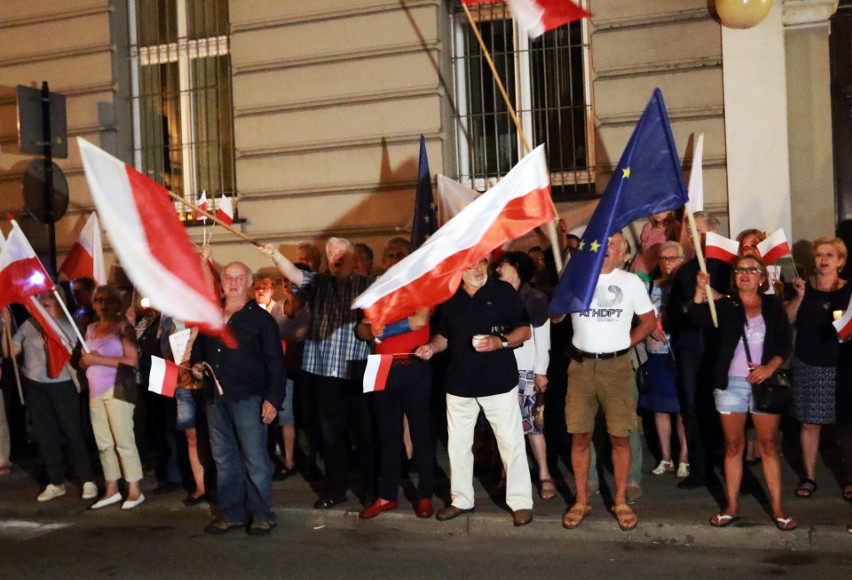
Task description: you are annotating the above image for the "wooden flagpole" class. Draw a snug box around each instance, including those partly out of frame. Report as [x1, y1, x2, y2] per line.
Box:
[166, 191, 258, 246]
[460, 3, 563, 273]
[3, 314, 24, 405]
[684, 206, 718, 327]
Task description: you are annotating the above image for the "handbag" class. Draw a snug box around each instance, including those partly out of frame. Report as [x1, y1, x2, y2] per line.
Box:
[740, 323, 792, 414]
[112, 363, 139, 405]
[634, 347, 651, 396]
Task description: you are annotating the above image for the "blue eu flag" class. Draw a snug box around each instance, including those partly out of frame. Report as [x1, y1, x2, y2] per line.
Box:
[411, 135, 437, 250]
[549, 89, 688, 315]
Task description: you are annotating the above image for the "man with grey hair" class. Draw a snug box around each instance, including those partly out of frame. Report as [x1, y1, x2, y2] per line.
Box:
[191, 261, 286, 536]
[260, 237, 376, 509]
[668, 211, 730, 490]
[352, 243, 374, 276]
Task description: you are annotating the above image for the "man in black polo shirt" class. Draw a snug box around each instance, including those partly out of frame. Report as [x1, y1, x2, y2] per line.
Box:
[415, 257, 533, 526]
[191, 261, 286, 536]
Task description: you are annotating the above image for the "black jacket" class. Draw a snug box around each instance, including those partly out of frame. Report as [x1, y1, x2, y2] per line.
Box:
[689, 293, 791, 391]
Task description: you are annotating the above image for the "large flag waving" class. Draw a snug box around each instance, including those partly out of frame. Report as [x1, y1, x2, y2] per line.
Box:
[354, 145, 554, 328]
[0, 220, 54, 309]
[436, 174, 478, 226]
[411, 135, 437, 249]
[549, 89, 688, 315]
[463, 0, 591, 38]
[58, 212, 106, 285]
[77, 138, 228, 340]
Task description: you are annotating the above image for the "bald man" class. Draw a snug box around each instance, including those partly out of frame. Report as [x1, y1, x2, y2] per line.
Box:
[191, 261, 286, 536]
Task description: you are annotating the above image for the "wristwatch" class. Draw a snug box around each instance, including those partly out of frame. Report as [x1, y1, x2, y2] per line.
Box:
[496, 333, 509, 349]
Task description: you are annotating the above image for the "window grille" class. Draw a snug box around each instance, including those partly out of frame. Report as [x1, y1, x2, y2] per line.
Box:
[450, 1, 595, 199]
[129, 0, 236, 221]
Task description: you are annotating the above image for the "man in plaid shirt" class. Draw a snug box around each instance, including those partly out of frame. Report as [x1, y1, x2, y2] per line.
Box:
[260, 238, 377, 509]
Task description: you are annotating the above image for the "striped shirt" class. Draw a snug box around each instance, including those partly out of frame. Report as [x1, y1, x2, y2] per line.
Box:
[299, 271, 374, 379]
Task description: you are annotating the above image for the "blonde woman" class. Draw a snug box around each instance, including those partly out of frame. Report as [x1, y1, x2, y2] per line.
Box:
[80, 285, 144, 510]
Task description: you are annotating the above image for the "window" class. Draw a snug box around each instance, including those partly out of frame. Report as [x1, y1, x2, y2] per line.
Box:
[451, 1, 594, 199]
[129, 0, 236, 221]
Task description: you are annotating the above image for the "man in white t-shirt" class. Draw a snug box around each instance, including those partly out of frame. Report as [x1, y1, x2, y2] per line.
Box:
[562, 232, 655, 532]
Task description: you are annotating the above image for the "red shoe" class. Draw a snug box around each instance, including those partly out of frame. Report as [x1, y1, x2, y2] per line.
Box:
[358, 499, 398, 519]
[415, 499, 434, 518]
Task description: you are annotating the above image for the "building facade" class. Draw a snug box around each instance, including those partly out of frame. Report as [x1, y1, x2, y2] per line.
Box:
[0, 0, 843, 273]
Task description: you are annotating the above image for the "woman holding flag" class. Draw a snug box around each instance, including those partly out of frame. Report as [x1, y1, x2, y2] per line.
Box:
[785, 237, 851, 501]
[1, 290, 96, 501]
[80, 285, 144, 510]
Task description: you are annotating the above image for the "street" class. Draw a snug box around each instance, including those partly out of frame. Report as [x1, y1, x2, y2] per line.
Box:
[1, 509, 851, 579]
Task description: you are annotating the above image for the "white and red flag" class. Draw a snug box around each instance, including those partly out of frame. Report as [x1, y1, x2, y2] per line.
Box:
[686, 133, 704, 213]
[704, 232, 740, 265]
[148, 356, 179, 397]
[757, 228, 791, 264]
[436, 174, 478, 227]
[462, 0, 591, 38]
[833, 294, 852, 341]
[58, 212, 106, 285]
[216, 195, 234, 226]
[353, 145, 554, 328]
[26, 295, 74, 378]
[77, 138, 230, 341]
[196, 192, 209, 221]
[363, 354, 393, 393]
[0, 220, 54, 309]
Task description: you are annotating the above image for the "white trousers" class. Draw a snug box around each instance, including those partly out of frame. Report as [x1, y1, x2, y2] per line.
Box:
[446, 390, 533, 511]
[0, 393, 10, 467]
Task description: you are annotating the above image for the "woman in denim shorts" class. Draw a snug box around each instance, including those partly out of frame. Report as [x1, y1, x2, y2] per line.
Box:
[691, 254, 795, 531]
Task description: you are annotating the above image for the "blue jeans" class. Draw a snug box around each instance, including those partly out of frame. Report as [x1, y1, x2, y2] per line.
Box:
[207, 396, 274, 523]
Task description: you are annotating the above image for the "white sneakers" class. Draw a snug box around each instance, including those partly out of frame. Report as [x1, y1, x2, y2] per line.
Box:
[90, 493, 123, 510]
[651, 460, 674, 475]
[37, 484, 66, 502]
[651, 460, 690, 478]
[82, 481, 98, 500]
[121, 494, 145, 510]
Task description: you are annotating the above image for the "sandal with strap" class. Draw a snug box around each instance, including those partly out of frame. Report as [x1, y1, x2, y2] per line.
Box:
[709, 513, 740, 527]
[562, 503, 591, 530]
[794, 478, 817, 499]
[611, 503, 638, 531]
[539, 479, 557, 501]
[775, 516, 797, 531]
[842, 482, 852, 502]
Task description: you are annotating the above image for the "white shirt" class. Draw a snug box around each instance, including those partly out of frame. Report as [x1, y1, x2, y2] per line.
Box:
[571, 269, 653, 353]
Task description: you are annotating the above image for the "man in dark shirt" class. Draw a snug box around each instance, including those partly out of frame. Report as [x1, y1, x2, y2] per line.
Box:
[415, 257, 533, 526]
[191, 261, 286, 536]
[667, 212, 731, 489]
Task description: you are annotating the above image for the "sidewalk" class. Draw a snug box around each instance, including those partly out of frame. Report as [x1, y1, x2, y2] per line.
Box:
[1, 438, 849, 552]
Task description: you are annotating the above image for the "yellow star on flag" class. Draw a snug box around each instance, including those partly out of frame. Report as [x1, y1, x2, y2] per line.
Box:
[590, 240, 601, 252]
[578, 241, 586, 251]
[622, 167, 631, 179]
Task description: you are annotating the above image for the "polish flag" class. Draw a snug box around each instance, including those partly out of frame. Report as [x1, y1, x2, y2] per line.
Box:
[353, 145, 554, 328]
[833, 293, 852, 340]
[0, 220, 54, 309]
[363, 354, 393, 393]
[58, 213, 106, 285]
[26, 295, 74, 378]
[148, 356, 179, 397]
[463, 0, 591, 38]
[757, 228, 792, 264]
[436, 174, 478, 226]
[196, 192, 209, 222]
[704, 232, 739, 265]
[77, 138, 230, 341]
[216, 196, 234, 226]
[686, 133, 704, 213]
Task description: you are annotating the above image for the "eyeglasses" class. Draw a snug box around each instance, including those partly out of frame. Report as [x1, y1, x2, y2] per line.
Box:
[733, 267, 761, 275]
[658, 256, 682, 262]
[254, 285, 273, 292]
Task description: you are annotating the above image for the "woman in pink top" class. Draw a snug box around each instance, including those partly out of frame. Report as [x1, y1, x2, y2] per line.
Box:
[80, 285, 144, 510]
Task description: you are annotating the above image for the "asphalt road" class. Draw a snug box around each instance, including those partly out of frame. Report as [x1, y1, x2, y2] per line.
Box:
[2, 510, 851, 579]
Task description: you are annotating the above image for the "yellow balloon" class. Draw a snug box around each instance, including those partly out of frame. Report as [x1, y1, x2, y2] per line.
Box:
[715, 0, 773, 29]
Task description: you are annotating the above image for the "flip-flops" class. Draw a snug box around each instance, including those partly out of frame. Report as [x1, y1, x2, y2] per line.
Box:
[775, 516, 798, 531]
[794, 478, 817, 499]
[611, 503, 638, 531]
[562, 503, 591, 529]
[709, 513, 740, 527]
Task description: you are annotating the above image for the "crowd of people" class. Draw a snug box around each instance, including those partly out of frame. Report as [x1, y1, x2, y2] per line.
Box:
[0, 211, 851, 536]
